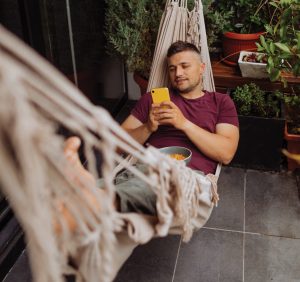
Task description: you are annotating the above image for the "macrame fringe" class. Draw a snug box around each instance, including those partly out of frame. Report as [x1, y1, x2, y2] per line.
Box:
[0, 0, 218, 280]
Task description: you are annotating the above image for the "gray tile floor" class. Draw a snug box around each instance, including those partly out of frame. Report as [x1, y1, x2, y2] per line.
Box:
[3, 167, 300, 282]
[114, 167, 300, 282]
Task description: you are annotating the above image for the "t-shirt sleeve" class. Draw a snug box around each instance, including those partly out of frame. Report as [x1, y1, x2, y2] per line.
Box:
[131, 92, 152, 124]
[217, 94, 239, 127]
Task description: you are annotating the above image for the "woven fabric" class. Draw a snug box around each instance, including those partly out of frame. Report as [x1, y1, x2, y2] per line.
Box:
[0, 1, 218, 280]
[147, 0, 215, 92]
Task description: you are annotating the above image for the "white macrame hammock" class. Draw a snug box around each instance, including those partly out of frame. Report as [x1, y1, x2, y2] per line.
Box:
[0, 1, 220, 281]
[147, 0, 215, 92]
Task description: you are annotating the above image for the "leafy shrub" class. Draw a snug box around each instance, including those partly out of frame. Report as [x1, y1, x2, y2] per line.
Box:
[104, 0, 198, 79]
[232, 83, 282, 118]
[104, 0, 165, 79]
[256, 0, 300, 84]
[278, 92, 300, 132]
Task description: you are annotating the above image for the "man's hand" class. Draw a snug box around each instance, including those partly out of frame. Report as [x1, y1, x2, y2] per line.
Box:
[155, 101, 188, 130]
[147, 103, 160, 132]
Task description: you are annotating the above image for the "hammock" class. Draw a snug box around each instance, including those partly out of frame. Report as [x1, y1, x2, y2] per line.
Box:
[0, 1, 219, 281]
[147, 0, 215, 92]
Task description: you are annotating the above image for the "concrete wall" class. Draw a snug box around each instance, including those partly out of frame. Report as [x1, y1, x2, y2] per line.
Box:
[127, 72, 141, 100]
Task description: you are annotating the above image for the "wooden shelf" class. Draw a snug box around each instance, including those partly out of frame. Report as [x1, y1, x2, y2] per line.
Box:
[211, 59, 299, 94]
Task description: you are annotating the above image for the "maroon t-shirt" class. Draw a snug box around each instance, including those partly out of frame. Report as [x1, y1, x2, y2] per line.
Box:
[131, 90, 239, 174]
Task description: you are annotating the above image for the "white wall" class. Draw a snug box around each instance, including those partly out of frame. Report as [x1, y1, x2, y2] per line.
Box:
[127, 72, 141, 100]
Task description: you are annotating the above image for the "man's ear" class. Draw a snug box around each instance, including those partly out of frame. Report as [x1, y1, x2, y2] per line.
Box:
[199, 63, 205, 77]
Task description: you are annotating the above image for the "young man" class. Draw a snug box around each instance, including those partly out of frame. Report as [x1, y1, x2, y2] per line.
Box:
[121, 41, 239, 175]
[62, 41, 239, 219]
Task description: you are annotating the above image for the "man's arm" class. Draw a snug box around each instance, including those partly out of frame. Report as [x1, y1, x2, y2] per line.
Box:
[181, 122, 239, 164]
[157, 101, 239, 164]
[121, 114, 152, 145]
[121, 103, 164, 145]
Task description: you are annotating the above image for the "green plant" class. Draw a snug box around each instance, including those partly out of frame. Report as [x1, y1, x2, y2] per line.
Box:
[241, 52, 267, 63]
[277, 92, 300, 134]
[232, 83, 282, 118]
[202, 0, 272, 52]
[210, 0, 271, 34]
[256, 0, 300, 84]
[202, 0, 233, 51]
[104, 0, 165, 79]
[105, 0, 252, 77]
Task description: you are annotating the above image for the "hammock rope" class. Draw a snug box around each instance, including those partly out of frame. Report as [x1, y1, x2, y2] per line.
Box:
[147, 0, 215, 92]
[0, 1, 219, 281]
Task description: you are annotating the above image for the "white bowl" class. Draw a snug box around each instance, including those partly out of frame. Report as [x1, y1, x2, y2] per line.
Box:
[159, 146, 192, 164]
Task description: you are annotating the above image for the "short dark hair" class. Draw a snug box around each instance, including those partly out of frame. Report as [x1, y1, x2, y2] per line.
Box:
[167, 41, 200, 58]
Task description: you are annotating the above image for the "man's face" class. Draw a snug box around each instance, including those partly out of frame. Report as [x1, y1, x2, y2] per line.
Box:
[167, 50, 204, 94]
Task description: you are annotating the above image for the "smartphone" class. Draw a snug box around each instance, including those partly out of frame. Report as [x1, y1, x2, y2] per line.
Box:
[151, 87, 170, 104]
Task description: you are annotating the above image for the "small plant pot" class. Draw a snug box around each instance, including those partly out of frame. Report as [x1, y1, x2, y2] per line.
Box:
[238, 51, 268, 79]
[222, 31, 264, 66]
[284, 123, 300, 171]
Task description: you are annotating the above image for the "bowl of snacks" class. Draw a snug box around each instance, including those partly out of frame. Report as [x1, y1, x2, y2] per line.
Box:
[159, 146, 192, 165]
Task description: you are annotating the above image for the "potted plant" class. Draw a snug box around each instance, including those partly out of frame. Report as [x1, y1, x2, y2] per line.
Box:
[202, 0, 234, 55]
[104, 0, 166, 94]
[209, 0, 272, 65]
[279, 92, 300, 171]
[255, 0, 300, 170]
[104, 0, 223, 94]
[104, 0, 203, 93]
[229, 83, 285, 171]
[256, 0, 300, 85]
[238, 51, 268, 78]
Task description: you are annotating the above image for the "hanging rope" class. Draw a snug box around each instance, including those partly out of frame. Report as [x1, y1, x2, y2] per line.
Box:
[147, 0, 215, 92]
[0, 22, 218, 282]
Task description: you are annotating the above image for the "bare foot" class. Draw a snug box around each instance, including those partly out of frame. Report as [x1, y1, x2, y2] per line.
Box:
[54, 136, 101, 234]
[63, 136, 96, 186]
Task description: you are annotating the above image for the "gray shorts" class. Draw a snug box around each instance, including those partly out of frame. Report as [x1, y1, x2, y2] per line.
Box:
[98, 164, 204, 216]
[114, 164, 157, 215]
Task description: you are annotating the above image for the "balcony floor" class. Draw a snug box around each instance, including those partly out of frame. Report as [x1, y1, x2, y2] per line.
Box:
[3, 167, 300, 282]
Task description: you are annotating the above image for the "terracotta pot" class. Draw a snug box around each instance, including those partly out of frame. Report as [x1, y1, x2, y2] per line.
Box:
[222, 31, 264, 66]
[133, 72, 148, 96]
[284, 123, 300, 171]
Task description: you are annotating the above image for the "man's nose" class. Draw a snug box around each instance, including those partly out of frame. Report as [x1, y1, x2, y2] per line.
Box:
[175, 67, 183, 76]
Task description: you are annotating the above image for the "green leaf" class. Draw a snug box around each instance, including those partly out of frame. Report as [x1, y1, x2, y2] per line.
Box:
[275, 43, 292, 54]
[268, 56, 274, 68]
[260, 36, 269, 52]
[256, 43, 265, 52]
[270, 2, 279, 9]
[281, 0, 291, 8]
[270, 42, 275, 54]
[270, 69, 281, 82]
[279, 26, 287, 40]
[265, 25, 273, 35]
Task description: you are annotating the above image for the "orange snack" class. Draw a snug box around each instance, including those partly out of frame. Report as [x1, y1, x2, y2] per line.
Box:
[169, 153, 186, 160]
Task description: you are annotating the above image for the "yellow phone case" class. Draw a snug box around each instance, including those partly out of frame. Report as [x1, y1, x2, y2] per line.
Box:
[151, 87, 170, 104]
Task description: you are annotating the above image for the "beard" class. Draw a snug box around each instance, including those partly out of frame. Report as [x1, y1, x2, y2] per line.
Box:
[172, 78, 202, 94]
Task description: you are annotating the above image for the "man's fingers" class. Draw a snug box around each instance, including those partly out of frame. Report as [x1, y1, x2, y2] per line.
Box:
[160, 100, 176, 108]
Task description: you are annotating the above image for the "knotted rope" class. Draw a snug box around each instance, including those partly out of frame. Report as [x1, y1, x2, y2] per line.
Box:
[0, 14, 218, 282]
